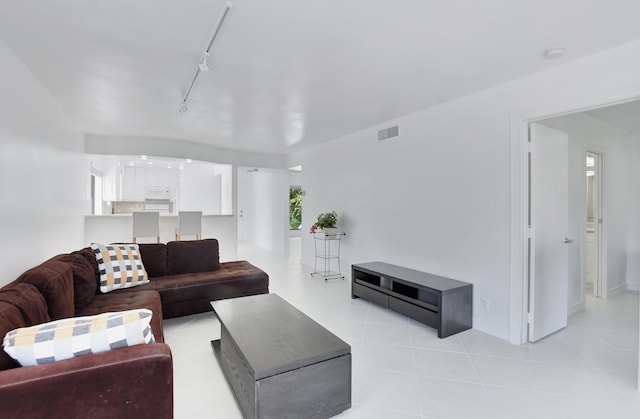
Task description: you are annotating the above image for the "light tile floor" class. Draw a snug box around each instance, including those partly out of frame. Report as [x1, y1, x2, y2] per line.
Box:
[164, 240, 640, 418]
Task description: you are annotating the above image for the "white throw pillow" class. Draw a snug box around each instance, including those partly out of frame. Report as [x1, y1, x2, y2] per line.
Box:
[2, 309, 155, 366]
[91, 243, 149, 293]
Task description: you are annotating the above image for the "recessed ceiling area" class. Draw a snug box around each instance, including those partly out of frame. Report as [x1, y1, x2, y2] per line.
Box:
[1, 1, 640, 154]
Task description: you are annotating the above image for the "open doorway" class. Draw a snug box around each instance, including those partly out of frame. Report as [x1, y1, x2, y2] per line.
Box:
[511, 97, 640, 390]
[288, 165, 303, 262]
[289, 186, 303, 232]
[523, 100, 639, 392]
[526, 99, 639, 343]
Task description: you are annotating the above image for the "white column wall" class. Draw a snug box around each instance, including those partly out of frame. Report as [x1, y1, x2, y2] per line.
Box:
[627, 131, 640, 291]
[179, 162, 222, 213]
[602, 135, 634, 294]
[238, 168, 288, 255]
[216, 164, 233, 215]
[0, 38, 88, 284]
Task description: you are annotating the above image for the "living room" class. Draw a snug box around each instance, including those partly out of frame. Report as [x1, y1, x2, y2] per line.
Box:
[1, 1, 639, 418]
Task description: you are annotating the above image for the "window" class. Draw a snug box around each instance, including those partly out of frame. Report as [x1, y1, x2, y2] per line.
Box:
[289, 186, 302, 230]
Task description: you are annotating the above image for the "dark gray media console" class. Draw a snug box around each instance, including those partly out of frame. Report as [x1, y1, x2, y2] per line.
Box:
[351, 262, 472, 338]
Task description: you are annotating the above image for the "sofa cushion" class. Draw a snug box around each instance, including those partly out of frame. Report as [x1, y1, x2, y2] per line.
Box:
[14, 261, 75, 320]
[166, 239, 220, 275]
[72, 247, 100, 278]
[138, 243, 168, 278]
[77, 290, 165, 343]
[0, 284, 50, 370]
[2, 309, 155, 367]
[143, 260, 269, 319]
[48, 253, 98, 310]
[91, 243, 149, 293]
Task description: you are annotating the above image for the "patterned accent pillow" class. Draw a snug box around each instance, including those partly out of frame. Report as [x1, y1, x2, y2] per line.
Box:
[2, 309, 155, 366]
[91, 243, 149, 293]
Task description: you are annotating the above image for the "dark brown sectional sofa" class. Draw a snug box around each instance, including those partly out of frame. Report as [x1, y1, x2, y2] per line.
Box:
[0, 238, 269, 419]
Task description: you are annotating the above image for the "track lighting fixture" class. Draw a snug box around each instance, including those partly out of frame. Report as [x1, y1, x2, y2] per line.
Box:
[179, 2, 233, 113]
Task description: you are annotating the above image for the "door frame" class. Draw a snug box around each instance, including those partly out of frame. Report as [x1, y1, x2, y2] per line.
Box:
[508, 96, 639, 345]
[583, 149, 606, 301]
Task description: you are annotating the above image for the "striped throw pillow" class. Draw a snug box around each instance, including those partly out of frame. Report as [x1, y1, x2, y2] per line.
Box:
[2, 309, 155, 366]
[91, 243, 149, 293]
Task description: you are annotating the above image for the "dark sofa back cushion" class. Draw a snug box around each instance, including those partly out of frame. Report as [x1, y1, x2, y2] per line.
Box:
[72, 247, 100, 278]
[14, 260, 75, 320]
[138, 243, 168, 278]
[167, 239, 220, 275]
[49, 253, 98, 310]
[0, 283, 50, 370]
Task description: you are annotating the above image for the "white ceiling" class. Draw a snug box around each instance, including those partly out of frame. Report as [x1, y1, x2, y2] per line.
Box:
[585, 101, 640, 135]
[2, 0, 640, 154]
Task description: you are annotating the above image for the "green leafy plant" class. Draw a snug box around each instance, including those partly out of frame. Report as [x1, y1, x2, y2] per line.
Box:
[289, 187, 302, 230]
[314, 211, 337, 229]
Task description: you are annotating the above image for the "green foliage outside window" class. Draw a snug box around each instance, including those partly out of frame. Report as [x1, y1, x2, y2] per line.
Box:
[289, 186, 302, 230]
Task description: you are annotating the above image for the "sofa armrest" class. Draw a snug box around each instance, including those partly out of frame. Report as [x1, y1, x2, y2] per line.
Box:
[0, 343, 173, 419]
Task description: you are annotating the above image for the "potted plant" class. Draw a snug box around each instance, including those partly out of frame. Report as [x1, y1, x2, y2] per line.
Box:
[311, 211, 338, 236]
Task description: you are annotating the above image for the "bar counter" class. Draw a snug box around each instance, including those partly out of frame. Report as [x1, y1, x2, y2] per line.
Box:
[84, 214, 238, 261]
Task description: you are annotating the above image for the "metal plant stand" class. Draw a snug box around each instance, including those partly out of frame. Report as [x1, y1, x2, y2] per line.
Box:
[311, 231, 346, 280]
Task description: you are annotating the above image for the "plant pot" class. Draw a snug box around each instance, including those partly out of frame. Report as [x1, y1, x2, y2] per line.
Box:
[322, 227, 338, 237]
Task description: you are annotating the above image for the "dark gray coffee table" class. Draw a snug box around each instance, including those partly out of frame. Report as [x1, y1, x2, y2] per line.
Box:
[211, 293, 351, 419]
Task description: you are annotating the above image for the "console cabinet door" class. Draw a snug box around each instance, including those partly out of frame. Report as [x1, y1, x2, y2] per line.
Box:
[389, 298, 438, 328]
[353, 283, 389, 308]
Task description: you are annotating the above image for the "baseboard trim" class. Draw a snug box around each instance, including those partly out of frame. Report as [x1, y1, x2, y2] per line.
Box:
[608, 283, 628, 297]
[568, 300, 585, 315]
[472, 318, 509, 342]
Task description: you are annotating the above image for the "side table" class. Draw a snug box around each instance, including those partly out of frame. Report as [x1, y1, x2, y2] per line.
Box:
[311, 231, 346, 280]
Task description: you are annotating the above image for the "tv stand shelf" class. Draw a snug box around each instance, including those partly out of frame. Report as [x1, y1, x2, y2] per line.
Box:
[351, 262, 472, 338]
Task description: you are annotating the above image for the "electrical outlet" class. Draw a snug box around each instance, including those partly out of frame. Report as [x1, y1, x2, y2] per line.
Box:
[480, 298, 489, 311]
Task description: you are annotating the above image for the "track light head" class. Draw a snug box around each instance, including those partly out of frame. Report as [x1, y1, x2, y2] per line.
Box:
[198, 52, 210, 73]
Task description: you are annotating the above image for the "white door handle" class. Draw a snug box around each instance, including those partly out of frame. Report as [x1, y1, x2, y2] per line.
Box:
[564, 237, 574, 244]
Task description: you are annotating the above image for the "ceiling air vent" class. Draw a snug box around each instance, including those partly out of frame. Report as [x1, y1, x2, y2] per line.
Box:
[378, 125, 399, 141]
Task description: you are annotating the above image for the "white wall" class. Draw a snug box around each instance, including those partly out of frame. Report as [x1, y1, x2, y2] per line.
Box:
[215, 164, 233, 215]
[540, 111, 639, 309]
[237, 168, 288, 255]
[179, 162, 222, 214]
[89, 155, 118, 207]
[290, 39, 640, 341]
[0, 38, 88, 285]
[628, 132, 640, 291]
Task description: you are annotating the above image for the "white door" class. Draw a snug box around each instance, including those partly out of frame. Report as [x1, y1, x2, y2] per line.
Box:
[528, 123, 571, 342]
[237, 173, 248, 242]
